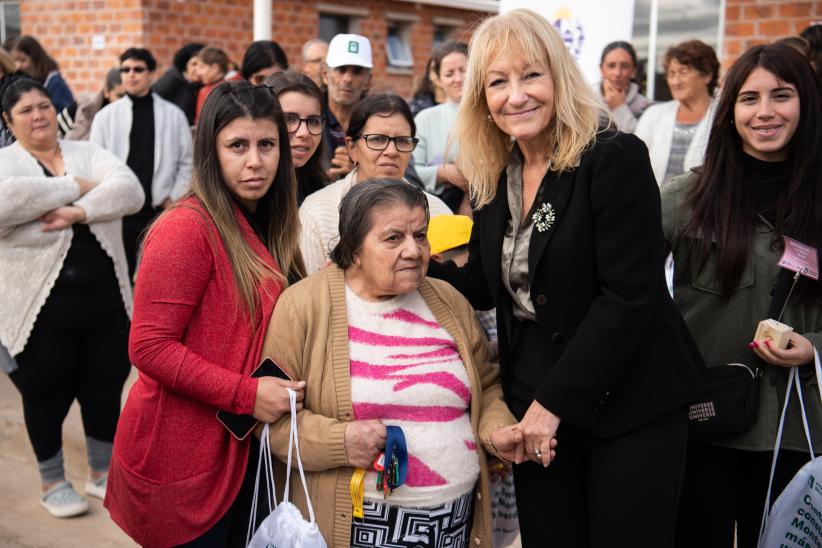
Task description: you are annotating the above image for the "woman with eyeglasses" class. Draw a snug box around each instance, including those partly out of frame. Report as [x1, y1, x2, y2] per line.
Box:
[264, 71, 329, 204]
[298, 93, 451, 274]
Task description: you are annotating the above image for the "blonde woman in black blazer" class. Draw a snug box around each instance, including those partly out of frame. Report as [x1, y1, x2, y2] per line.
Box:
[428, 9, 704, 547]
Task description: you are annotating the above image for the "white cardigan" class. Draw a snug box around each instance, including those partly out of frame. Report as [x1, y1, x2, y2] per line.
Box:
[298, 169, 452, 274]
[635, 99, 717, 185]
[0, 140, 144, 364]
[90, 93, 192, 207]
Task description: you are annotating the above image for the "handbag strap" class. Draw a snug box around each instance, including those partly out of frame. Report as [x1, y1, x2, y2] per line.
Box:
[281, 388, 317, 524]
[758, 347, 822, 544]
[246, 424, 278, 546]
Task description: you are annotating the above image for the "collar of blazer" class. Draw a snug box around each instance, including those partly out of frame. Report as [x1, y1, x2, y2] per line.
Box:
[481, 167, 575, 287]
[527, 168, 574, 281]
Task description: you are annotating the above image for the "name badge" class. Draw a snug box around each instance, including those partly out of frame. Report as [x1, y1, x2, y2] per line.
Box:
[778, 236, 819, 280]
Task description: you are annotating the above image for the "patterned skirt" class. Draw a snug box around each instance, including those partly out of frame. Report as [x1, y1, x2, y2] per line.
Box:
[350, 491, 474, 548]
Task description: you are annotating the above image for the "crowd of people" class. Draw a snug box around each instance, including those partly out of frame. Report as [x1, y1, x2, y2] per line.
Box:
[0, 11, 821, 548]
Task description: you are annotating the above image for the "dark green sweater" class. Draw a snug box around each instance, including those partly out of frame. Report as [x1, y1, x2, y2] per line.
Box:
[662, 170, 822, 452]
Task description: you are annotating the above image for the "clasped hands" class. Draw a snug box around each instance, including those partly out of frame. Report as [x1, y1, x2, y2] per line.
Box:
[341, 400, 560, 471]
[490, 399, 559, 468]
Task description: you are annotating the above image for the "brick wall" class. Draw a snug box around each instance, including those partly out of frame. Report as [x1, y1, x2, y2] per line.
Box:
[19, 0, 145, 94]
[723, 0, 822, 70]
[20, 0, 487, 98]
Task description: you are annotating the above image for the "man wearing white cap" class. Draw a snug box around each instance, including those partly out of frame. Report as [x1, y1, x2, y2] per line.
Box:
[322, 33, 372, 180]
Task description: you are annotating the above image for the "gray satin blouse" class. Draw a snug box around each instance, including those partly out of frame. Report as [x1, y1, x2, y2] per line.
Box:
[501, 149, 548, 322]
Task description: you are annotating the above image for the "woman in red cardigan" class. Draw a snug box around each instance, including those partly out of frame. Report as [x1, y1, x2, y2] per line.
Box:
[105, 81, 306, 547]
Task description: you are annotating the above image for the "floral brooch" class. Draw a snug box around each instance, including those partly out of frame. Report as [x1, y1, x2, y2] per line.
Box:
[532, 202, 556, 233]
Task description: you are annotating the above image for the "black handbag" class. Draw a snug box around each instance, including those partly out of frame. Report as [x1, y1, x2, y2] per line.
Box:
[688, 362, 761, 441]
[687, 269, 794, 441]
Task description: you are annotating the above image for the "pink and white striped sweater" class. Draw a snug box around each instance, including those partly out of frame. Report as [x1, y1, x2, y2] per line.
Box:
[345, 285, 480, 508]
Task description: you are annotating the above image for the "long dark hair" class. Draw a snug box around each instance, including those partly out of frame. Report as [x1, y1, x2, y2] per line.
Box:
[10, 36, 59, 83]
[155, 81, 305, 318]
[264, 70, 328, 200]
[683, 44, 821, 297]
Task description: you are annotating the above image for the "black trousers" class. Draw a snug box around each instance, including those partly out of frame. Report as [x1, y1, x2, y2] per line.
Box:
[511, 406, 688, 548]
[177, 437, 271, 548]
[675, 442, 809, 548]
[9, 305, 131, 464]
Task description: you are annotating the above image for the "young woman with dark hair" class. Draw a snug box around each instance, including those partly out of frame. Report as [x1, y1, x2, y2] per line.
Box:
[105, 81, 306, 547]
[10, 35, 75, 112]
[664, 43, 822, 548]
[242, 40, 288, 85]
[264, 70, 328, 204]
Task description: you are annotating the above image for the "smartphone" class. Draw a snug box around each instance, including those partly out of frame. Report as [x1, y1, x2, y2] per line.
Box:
[216, 357, 292, 440]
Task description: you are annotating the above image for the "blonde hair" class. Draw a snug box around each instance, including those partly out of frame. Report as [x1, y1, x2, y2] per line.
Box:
[456, 9, 606, 208]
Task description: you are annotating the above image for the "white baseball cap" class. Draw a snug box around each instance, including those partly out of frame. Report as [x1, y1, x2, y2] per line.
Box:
[325, 34, 373, 69]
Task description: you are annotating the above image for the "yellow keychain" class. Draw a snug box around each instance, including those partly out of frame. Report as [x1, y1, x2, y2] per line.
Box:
[350, 468, 366, 520]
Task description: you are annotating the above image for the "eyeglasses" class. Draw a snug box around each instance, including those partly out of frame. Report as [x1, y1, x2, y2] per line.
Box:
[360, 134, 419, 152]
[284, 113, 325, 135]
[119, 66, 148, 74]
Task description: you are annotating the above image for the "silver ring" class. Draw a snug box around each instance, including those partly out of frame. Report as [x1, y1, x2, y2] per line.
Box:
[533, 449, 542, 459]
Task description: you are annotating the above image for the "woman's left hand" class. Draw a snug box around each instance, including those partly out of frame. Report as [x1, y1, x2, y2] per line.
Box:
[751, 333, 815, 367]
[40, 206, 87, 231]
[516, 400, 560, 467]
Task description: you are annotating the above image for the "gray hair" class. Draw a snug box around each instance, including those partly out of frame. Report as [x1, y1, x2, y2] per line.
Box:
[301, 38, 328, 60]
[330, 179, 430, 270]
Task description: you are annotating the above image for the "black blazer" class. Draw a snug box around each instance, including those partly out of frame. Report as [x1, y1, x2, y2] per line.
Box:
[429, 131, 704, 438]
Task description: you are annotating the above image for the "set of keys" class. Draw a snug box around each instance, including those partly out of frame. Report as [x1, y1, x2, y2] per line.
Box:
[373, 451, 400, 498]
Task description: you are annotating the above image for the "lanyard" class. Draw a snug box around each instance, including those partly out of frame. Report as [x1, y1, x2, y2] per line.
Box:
[350, 468, 366, 520]
[384, 426, 408, 489]
[349, 425, 409, 517]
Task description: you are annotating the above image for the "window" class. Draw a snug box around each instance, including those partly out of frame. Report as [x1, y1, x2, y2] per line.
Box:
[319, 14, 351, 43]
[433, 25, 455, 51]
[432, 17, 463, 53]
[0, 1, 20, 47]
[386, 21, 413, 68]
[632, 0, 722, 100]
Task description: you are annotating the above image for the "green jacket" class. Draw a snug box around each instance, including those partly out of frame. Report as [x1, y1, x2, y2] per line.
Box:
[662, 172, 822, 452]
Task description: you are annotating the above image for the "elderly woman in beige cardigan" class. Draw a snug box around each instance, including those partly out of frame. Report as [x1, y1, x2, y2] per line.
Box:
[262, 179, 523, 547]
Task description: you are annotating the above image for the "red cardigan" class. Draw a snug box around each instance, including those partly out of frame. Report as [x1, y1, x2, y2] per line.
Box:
[105, 197, 283, 547]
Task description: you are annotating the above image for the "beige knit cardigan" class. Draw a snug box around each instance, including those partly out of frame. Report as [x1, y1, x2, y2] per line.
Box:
[0, 140, 145, 360]
[261, 265, 516, 548]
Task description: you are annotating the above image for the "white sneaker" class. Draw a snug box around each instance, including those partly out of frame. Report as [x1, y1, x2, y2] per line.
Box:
[40, 481, 89, 518]
[85, 473, 107, 500]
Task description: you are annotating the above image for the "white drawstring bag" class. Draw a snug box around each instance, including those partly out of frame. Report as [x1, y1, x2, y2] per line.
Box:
[247, 389, 327, 548]
[758, 348, 822, 548]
